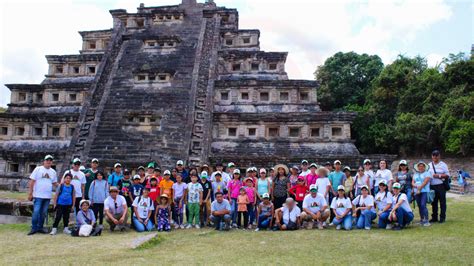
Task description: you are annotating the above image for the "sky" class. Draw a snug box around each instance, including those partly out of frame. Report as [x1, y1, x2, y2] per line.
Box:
[0, 0, 472, 107]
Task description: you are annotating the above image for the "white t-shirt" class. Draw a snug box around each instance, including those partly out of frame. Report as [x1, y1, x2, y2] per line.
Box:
[172, 182, 188, 199]
[352, 195, 375, 211]
[375, 169, 393, 187]
[300, 169, 311, 177]
[302, 193, 327, 213]
[104, 195, 127, 215]
[65, 169, 87, 197]
[429, 161, 450, 186]
[315, 177, 331, 199]
[374, 191, 393, 211]
[30, 166, 57, 199]
[364, 169, 375, 189]
[392, 193, 412, 213]
[132, 196, 155, 219]
[281, 205, 301, 224]
[355, 173, 369, 192]
[330, 197, 352, 216]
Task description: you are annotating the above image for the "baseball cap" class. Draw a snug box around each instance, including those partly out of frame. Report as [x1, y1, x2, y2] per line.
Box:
[123, 169, 130, 175]
[91, 158, 99, 163]
[163, 170, 171, 175]
[334, 160, 342, 165]
[201, 171, 208, 179]
[227, 162, 235, 168]
[72, 158, 81, 164]
[262, 193, 270, 199]
[379, 179, 387, 186]
[297, 176, 304, 181]
[399, 160, 407, 166]
[291, 165, 299, 171]
[343, 166, 351, 172]
[259, 168, 267, 174]
[393, 182, 401, 189]
[301, 159, 308, 164]
[337, 185, 345, 191]
[233, 169, 240, 175]
[147, 162, 155, 168]
[309, 184, 318, 192]
[201, 164, 209, 168]
[133, 174, 141, 180]
[109, 186, 119, 192]
[324, 161, 331, 166]
[310, 163, 318, 168]
[432, 150, 440, 156]
[215, 171, 222, 176]
[363, 159, 371, 165]
[44, 155, 54, 161]
[114, 163, 122, 168]
[79, 166, 86, 171]
[361, 185, 369, 191]
[246, 168, 252, 173]
[137, 166, 145, 171]
[176, 160, 184, 166]
[154, 167, 161, 172]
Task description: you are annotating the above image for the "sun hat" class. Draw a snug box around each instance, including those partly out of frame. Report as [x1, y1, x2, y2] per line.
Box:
[44, 155, 54, 161]
[337, 185, 345, 191]
[262, 193, 270, 199]
[393, 183, 401, 189]
[273, 164, 289, 175]
[414, 161, 430, 173]
[309, 184, 318, 192]
[80, 199, 90, 207]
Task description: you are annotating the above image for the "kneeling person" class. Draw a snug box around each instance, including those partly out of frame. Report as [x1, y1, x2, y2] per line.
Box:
[275, 198, 301, 230]
[390, 182, 414, 230]
[331, 185, 353, 230]
[300, 184, 330, 230]
[132, 187, 154, 232]
[74, 199, 101, 236]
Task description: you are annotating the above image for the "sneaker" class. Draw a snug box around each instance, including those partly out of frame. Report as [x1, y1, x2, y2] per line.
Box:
[186, 224, 192, 229]
[423, 222, 431, 227]
[322, 222, 328, 228]
[109, 225, 116, 232]
[27, 230, 37, 236]
[63, 228, 72, 234]
[195, 224, 200, 229]
[232, 223, 238, 228]
[386, 224, 393, 230]
[439, 219, 445, 224]
[318, 222, 324, 230]
[180, 224, 185, 229]
[254, 228, 260, 232]
[174, 224, 180, 229]
[364, 227, 371, 230]
[392, 226, 401, 230]
[247, 225, 252, 229]
[37, 228, 48, 234]
[336, 225, 341, 230]
[50, 228, 57, 235]
[329, 222, 334, 227]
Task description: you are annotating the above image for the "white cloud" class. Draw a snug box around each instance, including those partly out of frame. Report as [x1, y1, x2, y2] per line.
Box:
[0, 0, 454, 107]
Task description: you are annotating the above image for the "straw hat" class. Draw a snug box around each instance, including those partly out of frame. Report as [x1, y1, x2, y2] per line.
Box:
[273, 164, 289, 175]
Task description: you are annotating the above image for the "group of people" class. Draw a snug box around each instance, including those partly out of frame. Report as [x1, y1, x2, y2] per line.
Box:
[27, 150, 452, 236]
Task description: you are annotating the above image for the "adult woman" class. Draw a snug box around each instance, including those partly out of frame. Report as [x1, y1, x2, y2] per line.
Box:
[272, 164, 290, 209]
[343, 166, 354, 199]
[375, 160, 393, 193]
[396, 160, 413, 203]
[257, 168, 271, 201]
[331, 185, 352, 230]
[132, 187, 155, 232]
[363, 159, 375, 194]
[353, 166, 369, 197]
[74, 199, 99, 237]
[389, 183, 414, 230]
[288, 166, 300, 187]
[375, 180, 393, 229]
[352, 185, 376, 230]
[412, 162, 432, 226]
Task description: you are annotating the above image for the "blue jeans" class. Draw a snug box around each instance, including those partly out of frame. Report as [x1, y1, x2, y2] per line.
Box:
[333, 215, 352, 230]
[258, 214, 272, 229]
[415, 192, 429, 221]
[378, 210, 391, 228]
[405, 187, 413, 203]
[211, 214, 231, 230]
[247, 203, 255, 225]
[356, 209, 376, 229]
[132, 217, 154, 232]
[230, 198, 238, 224]
[396, 208, 414, 228]
[31, 198, 50, 231]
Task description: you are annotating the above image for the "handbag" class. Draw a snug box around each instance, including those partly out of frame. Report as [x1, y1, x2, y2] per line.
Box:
[432, 162, 451, 191]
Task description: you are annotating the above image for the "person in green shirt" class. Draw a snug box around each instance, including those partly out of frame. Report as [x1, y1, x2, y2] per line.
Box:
[84, 158, 100, 200]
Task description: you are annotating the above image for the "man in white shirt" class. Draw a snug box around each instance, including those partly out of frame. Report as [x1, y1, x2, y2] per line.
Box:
[275, 198, 301, 230]
[104, 186, 129, 231]
[300, 185, 330, 230]
[28, 155, 58, 235]
[429, 150, 450, 223]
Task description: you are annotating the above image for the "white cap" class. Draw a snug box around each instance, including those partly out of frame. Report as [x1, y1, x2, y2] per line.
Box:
[79, 166, 86, 171]
[233, 169, 241, 175]
[114, 163, 122, 168]
[343, 166, 351, 172]
[79, 199, 90, 206]
[163, 170, 171, 175]
[379, 179, 387, 186]
[334, 160, 342, 165]
[259, 168, 267, 173]
[91, 158, 99, 163]
[246, 168, 252, 173]
[133, 174, 141, 180]
[262, 193, 270, 199]
[215, 171, 222, 176]
[337, 185, 345, 191]
[301, 159, 308, 164]
[363, 159, 371, 165]
[309, 184, 318, 191]
[310, 163, 318, 168]
[227, 162, 235, 168]
[393, 182, 401, 189]
[44, 154, 54, 161]
[72, 158, 81, 164]
[399, 160, 407, 165]
[176, 160, 184, 166]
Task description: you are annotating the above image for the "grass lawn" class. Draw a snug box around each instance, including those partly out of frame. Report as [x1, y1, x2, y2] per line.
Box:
[0, 191, 28, 201]
[0, 197, 473, 265]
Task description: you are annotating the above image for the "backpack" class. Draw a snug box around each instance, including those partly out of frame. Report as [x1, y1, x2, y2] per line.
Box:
[58, 183, 75, 201]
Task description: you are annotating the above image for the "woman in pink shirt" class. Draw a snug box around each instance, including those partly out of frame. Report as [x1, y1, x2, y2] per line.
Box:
[305, 163, 319, 186]
[227, 169, 243, 227]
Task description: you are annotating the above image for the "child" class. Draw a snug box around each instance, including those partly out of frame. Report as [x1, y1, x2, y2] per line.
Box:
[74, 200, 100, 237]
[237, 187, 250, 229]
[159, 170, 174, 199]
[244, 178, 257, 228]
[88, 171, 108, 226]
[117, 169, 132, 208]
[212, 172, 227, 199]
[255, 193, 274, 231]
[227, 170, 243, 227]
[172, 174, 187, 229]
[200, 171, 213, 227]
[288, 177, 308, 209]
[305, 163, 319, 186]
[130, 175, 144, 203]
[51, 173, 75, 235]
[155, 194, 172, 232]
[186, 174, 203, 229]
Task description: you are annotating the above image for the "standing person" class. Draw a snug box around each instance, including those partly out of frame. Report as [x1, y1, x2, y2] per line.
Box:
[256, 168, 271, 202]
[352, 185, 376, 230]
[288, 177, 308, 209]
[288, 166, 300, 187]
[108, 163, 123, 187]
[224, 162, 236, 184]
[255, 193, 274, 231]
[300, 185, 330, 230]
[272, 164, 291, 209]
[375, 160, 393, 192]
[172, 174, 187, 229]
[236, 187, 250, 229]
[324, 161, 334, 172]
[130, 175, 144, 204]
[354, 166, 369, 197]
[88, 171, 108, 227]
[28, 155, 58, 235]
[413, 161, 432, 226]
[328, 160, 345, 222]
[175, 160, 189, 182]
[228, 169, 243, 227]
[145, 162, 155, 179]
[159, 170, 174, 199]
[117, 169, 133, 210]
[429, 150, 450, 223]
[375, 180, 393, 229]
[137, 166, 147, 186]
[186, 173, 203, 229]
[50, 173, 75, 235]
[343, 167, 354, 199]
[147, 177, 159, 204]
[210, 192, 232, 231]
[331, 185, 353, 230]
[211, 162, 230, 184]
[155, 194, 172, 232]
[244, 178, 257, 228]
[396, 160, 413, 203]
[65, 158, 87, 214]
[315, 167, 331, 204]
[305, 163, 319, 187]
[389, 183, 414, 230]
[274, 198, 301, 231]
[104, 186, 128, 232]
[132, 188, 154, 232]
[199, 171, 213, 227]
[363, 159, 375, 195]
[300, 160, 310, 177]
[83, 158, 99, 200]
[212, 171, 227, 199]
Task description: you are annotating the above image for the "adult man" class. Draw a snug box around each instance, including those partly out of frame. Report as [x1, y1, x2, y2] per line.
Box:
[324, 161, 333, 172]
[429, 150, 450, 223]
[300, 184, 330, 229]
[175, 160, 189, 181]
[200, 171, 213, 227]
[210, 192, 232, 230]
[275, 198, 301, 231]
[108, 163, 123, 186]
[300, 160, 310, 177]
[28, 155, 58, 235]
[104, 186, 128, 231]
[64, 158, 87, 213]
[83, 158, 99, 200]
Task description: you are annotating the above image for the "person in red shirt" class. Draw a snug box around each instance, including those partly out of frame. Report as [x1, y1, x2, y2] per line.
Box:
[288, 177, 309, 209]
[147, 177, 159, 203]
